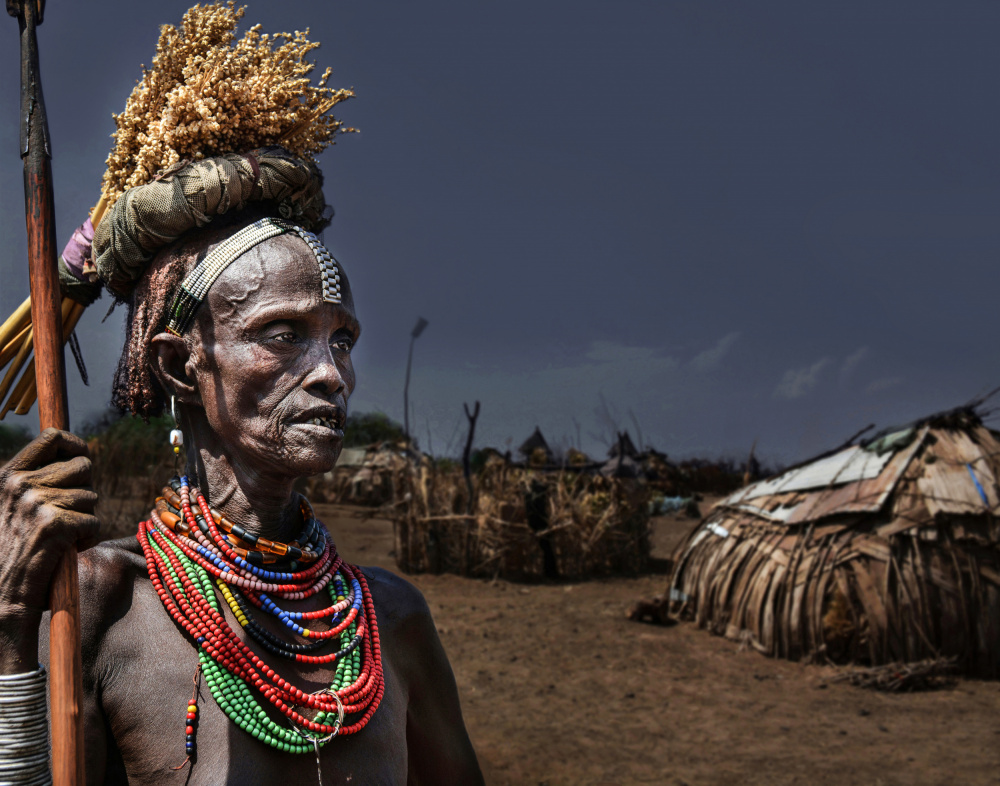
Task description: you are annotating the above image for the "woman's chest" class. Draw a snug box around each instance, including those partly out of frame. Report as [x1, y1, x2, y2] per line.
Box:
[99, 584, 409, 785]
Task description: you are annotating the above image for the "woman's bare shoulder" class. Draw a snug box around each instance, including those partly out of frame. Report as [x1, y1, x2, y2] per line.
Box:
[76, 537, 148, 648]
[79, 537, 145, 592]
[357, 565, 433, 623]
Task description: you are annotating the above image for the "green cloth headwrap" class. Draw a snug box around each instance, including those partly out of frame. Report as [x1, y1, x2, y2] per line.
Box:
[91, 146, 330, 298]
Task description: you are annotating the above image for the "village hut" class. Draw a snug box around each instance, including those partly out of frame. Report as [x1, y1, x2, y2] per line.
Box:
[663, 406, 1000, 677]
[608, 431, 639, 459]
[305, 442, 410, 505]
[600, 452, 642, 479]
[392, 459, 651, 581]
[519, 426, 554, 466]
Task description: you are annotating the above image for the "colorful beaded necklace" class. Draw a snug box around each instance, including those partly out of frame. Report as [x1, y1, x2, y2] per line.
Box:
[136, 476, 384, 761]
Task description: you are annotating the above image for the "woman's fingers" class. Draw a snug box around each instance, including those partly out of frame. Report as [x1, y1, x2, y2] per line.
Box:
[3, 428, 89, 473]
[47, 509, 101, 551]
[30, 454, 93, 490]
[53, 488, 99, 516]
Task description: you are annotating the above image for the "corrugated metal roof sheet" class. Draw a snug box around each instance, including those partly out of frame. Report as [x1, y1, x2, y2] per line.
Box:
[725, 443, 897, 504]
[715, 427, 928, 525]
[783, 428, 927, 523]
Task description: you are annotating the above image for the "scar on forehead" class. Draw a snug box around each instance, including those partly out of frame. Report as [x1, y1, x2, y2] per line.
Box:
[203, 234, 332, 328]
[210, 252, 266, 323]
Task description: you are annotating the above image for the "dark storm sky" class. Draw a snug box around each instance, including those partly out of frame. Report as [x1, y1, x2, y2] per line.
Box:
[2, 1, 998, 465]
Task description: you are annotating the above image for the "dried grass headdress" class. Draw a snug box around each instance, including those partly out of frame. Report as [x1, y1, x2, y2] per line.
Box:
[0, 2, 354, 418]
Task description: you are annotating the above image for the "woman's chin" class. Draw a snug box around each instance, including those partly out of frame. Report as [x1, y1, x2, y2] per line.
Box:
[283, 438, 343, 477]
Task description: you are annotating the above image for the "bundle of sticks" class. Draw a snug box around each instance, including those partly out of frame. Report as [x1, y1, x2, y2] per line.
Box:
[0, 290, 89, 419]
[829, 656, 958, 692]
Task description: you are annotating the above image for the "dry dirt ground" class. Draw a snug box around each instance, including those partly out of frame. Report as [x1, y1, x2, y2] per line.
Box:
[315, 502, 1000, 786]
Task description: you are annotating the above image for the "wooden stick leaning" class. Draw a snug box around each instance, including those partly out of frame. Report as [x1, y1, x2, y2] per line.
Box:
[0, 324, 34, 404]
[0, 322, 31, 369]
[16, 303, 84, 416]
[10, 1, 86, 784]
[0, 300, 72, 412]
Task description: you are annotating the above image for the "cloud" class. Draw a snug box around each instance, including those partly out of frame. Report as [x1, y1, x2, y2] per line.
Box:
[773, 357, 832, 399]
[691, 331, 741, 372]
[866, 376, 903, 394]
[839, 346, 870, 386]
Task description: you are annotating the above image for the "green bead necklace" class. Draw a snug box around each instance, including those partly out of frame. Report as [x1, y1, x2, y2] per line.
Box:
[137, 475, 385, 781]
[151, 537, 357, 752]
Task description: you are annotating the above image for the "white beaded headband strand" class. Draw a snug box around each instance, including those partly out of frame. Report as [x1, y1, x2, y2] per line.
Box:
[166, 217, 343, 336]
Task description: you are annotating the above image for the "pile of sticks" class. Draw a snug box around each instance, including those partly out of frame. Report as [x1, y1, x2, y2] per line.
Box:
[828, 657, 959, 692]
[0, 295, 86, 418]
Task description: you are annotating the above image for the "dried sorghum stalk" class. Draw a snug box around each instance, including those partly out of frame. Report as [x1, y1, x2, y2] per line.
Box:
[101, 2, 354, 208]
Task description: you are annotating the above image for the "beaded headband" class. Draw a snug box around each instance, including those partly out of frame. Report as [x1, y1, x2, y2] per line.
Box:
[166, 217, 342, 336]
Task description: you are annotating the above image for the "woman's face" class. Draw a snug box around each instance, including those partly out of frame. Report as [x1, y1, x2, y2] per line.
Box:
[185, 233, 361, 480]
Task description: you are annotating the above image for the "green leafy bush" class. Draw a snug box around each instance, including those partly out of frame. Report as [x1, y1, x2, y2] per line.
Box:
[344, 411, 405, 447]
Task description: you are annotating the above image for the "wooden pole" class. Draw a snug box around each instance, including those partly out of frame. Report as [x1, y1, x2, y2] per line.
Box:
[9, 1, 85, 783]
[462, 401, 480, 514]
[403, 317, 429, 454]
[403, 335, 414, 446]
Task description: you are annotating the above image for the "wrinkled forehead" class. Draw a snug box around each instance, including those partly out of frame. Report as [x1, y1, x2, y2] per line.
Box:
[202, 233, 356, 327]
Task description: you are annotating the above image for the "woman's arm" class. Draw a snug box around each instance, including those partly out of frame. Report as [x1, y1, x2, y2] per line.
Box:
[385, 577, 484, 786]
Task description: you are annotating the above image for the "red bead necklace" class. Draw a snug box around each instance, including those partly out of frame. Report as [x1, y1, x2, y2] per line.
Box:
[137, 476, 384, 750]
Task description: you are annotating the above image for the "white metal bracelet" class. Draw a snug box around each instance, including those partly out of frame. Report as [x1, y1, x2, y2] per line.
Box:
[0, 667, 51, 786]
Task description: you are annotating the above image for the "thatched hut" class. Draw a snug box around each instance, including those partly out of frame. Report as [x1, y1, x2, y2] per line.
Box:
[519, 426, 554, 466]
[608, 431, 639, 459]
[664, 406, 1000, 677]
[305, 443, 410, 505]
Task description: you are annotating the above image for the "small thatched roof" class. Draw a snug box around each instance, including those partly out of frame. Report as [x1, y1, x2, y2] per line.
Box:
[518, 426, 553, 459]
[608, 431, 639, 459]
[659, 405, 1000, 678]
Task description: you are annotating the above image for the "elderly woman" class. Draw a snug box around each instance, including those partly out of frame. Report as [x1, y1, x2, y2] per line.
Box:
[0, 149, 484, 784]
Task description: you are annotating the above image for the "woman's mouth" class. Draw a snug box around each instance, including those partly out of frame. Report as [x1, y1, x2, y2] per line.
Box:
[306, 415, 339, 430]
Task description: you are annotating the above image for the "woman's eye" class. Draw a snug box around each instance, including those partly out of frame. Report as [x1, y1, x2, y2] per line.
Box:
[271, 331, 298, 343]
[331, 337, 354, 353]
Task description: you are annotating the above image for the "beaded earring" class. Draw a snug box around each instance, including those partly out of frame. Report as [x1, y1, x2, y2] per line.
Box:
[169, 396, 184, 457]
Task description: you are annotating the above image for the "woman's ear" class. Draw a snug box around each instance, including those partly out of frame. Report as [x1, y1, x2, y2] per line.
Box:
[150, 332, 199, 405]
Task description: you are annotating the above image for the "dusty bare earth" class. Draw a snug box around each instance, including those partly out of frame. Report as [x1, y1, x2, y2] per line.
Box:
[316, 502, 1000, 786]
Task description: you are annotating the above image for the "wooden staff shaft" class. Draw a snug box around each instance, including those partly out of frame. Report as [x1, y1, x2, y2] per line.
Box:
[13, 1, 85, 784]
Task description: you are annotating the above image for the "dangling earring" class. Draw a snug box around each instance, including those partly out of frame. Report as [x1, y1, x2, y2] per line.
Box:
[169, 396, 184, 458]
